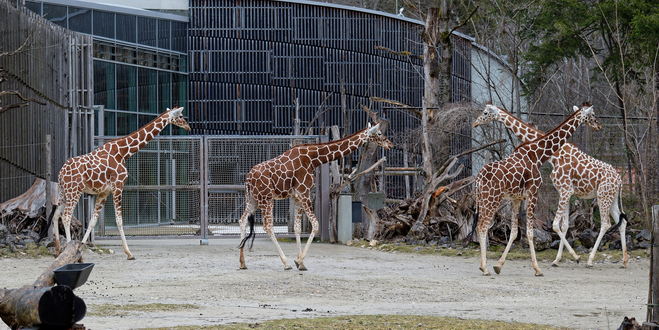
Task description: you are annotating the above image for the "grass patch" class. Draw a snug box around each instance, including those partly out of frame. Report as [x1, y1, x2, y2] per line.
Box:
[0, 243, 52, 258]
[86, 244, 114, 255]
[89, 303, 199, 317]
[142, 315, 563, 329]
[350, 240, 649, 262]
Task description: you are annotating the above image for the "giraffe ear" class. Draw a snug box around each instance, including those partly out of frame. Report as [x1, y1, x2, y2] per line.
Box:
[367, 122, 372, 129]
[166, 107, 171, 112]
[170, 107, 184, 117]
[367, 123, 380, 135]
[572, 105, 579, 112]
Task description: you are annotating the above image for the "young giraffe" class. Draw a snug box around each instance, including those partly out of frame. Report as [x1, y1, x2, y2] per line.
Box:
[473, 103, 628, 268]
[52, 107, 190, 259]
[238, 123, 393, 271]
[473, 104, 600, 276]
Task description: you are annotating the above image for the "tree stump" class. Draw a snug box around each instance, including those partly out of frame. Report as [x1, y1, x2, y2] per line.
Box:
[0, 241, 86, 329]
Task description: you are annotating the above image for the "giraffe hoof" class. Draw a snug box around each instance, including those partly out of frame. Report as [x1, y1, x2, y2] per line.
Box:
[127, 256, 136, 260]
[574, 255, 581, 263]
[239, 266, 248, 270]
[493, 265, 502, 274]
[534, 272, 544, 277]
[551, 262, 559, 267]
[294, 260, 307, 271]
[284, 265, 292, 271]
[585, 263, 594, 268]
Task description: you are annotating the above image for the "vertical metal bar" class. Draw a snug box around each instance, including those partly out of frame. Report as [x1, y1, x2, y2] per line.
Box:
[44, 134, 52, 220]
[171, 158, 177, 222]
[199, 136, 209, 243]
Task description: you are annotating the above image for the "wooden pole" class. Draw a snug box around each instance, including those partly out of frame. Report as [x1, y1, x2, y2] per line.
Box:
[647, 205, 659, 327]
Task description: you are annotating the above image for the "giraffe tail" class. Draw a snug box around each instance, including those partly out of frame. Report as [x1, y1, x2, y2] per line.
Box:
[238, 215, 256, 250]
[603, 186, 628, 240]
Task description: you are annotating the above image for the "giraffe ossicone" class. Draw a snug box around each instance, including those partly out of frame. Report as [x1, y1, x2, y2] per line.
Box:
[472, 103, 600, 276]
[52, 107, 190, 260]
[238, 123, 393, 271]
[473, 102, 626, 268]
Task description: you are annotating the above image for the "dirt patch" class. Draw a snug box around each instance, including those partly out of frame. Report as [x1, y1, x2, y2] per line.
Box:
[0, 239, 648, 330]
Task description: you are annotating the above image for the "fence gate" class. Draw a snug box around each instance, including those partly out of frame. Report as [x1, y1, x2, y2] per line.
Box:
[94, 135, 328, 239]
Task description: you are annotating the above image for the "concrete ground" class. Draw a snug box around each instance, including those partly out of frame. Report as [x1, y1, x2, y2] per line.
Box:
[0, 239, 649, 329]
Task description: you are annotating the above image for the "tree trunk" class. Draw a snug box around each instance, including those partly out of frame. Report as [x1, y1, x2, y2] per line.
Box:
[0, 241, 85, 329]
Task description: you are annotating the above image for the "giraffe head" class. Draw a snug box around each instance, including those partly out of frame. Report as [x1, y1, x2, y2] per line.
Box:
[573, 102, 601, 131]
[167, 107, 191, 131]
[365, 123, 393, 149]
[472, 103, 503, 127]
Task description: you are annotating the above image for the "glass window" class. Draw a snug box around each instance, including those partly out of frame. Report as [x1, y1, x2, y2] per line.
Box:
[116, 14, 136, 43]
[138, 114, 156, 128]
[68, 7, 91, 34]
[116, 112, 137, 135]
[172, 73, 187, 108]
[25, 1, 41, 15]
[116, 65, 137, 111]
[138, 68, 157, 113]
[93, 61, 116, 109]
[104, 110, 116, 136]
[158, 20, 170, 50]
[138, 17, 157, 47]
[93, 10, 114, 39]
[171, 21, 187, 52]
[158, 71, 171, 110]
[43, 4, 67, 27]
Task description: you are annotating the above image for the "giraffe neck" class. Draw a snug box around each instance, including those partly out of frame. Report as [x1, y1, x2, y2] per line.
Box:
[499, 111, 543, 142]
[308, 129, 368, 167]
[521, 110, 583, 166]
[114, 114, 169, 159]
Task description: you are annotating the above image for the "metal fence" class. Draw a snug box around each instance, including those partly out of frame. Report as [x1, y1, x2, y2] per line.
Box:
[0, 0, 94, 217]
[94, 135, 326, 238]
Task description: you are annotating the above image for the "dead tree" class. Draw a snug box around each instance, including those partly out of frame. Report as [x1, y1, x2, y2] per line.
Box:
[0, 241, 86, 329]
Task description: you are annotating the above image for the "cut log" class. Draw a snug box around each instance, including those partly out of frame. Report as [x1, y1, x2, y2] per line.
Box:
[0, 241, 85, 329]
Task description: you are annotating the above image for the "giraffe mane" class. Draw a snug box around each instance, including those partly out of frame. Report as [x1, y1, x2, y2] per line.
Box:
[512, 109, 582, 152]
[492, 105, 539, 132]
[293, 127, 368, 147]
[102, 111, 169, 144]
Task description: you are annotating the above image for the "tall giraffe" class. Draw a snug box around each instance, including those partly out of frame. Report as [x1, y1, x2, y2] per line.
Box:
[52, 107, 190, 259]
[238, 123, 393, 271]
[473, 103, 628, 268]
[472, 104, 599, 276]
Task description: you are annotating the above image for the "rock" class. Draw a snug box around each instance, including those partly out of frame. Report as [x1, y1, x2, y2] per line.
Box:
[533, 229, 553, 251]
[637, 241, 651, 249]
[427, 240, 438, 246]
[438, 236, 451, 245]
[578, 228, 597, 249]
[609, 238, 633, 250]
[0, 224, 8, 239]
[635, 229, 651, 242]
[22, 238, 35, 246]
[550, 240, 561, 249]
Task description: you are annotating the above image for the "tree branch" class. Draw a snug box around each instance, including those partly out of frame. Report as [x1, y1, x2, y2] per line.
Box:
[448, 6, 479, 37]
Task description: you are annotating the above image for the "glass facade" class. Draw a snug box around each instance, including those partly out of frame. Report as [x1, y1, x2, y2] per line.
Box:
[27, 0, 188, 137]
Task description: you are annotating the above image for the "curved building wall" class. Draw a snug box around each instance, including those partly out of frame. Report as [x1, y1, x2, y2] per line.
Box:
[188, 0, 471, 136]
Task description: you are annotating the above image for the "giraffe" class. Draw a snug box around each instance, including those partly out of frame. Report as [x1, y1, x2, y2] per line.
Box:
[51, 107, 190, 260]
[238, 123, 393, 271]
[473, 103, 628, 268]
[472, 103, 600, 276]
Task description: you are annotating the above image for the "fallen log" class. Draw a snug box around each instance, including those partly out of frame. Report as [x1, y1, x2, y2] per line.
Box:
[0, 241, 86, 329]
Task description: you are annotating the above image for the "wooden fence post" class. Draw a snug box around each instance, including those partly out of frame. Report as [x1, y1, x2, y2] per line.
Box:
[646, 205, 659, 328]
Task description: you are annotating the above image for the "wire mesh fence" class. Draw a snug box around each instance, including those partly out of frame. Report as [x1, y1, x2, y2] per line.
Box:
[94, 135, 321, 238]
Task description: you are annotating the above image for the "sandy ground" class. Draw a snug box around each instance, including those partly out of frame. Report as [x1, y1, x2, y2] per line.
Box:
[0, 239, 649, 330]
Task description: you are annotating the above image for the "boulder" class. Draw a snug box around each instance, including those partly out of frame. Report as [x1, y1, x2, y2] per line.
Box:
[578, 228, 597, 249]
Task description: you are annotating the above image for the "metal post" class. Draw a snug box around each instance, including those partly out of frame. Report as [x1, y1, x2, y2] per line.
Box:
[171, 158, 177, 222]
[318, 134, 330, 242]
[44, 134, 52, 233]
[199, 136, 209, 244]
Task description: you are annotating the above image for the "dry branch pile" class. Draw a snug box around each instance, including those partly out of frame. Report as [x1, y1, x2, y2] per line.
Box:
[0, 179, 81, 251]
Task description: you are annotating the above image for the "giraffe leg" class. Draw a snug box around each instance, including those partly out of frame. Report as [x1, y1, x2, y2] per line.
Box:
[81, 194, 108, 244]
[476, 202, 497, 276]
[60, 195, 81, 245]
[238, 197, 256, 270]
[113, 190, 135, 260]
[525, 194, 543, 276]
[551, 194, 580, 266]
[609, 189, 629, 267]
[293, 204, 304, 261]
[295, 197, 318, 271]
[494, 200, 520, 275]
[51, 204, 64, 255]
[587, 190, 614, 267]
[261, 201, 291, 270]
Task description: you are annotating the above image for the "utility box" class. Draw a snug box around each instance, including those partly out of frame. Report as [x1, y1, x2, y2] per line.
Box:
[338, 194, 353, 244]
